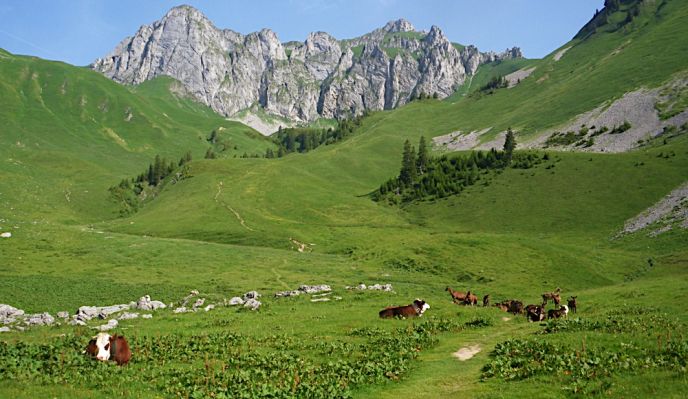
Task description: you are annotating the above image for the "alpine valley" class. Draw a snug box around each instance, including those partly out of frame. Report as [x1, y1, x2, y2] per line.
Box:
[0, 1, 687, 398]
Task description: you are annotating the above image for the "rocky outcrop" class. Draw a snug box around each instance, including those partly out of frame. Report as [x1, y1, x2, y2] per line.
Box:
[92, 6, 521, 123]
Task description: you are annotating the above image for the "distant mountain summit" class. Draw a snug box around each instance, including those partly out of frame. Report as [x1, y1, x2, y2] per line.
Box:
[91, 5, 521, 122]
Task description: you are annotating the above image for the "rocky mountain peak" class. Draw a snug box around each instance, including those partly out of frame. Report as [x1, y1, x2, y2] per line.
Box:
[91, 7, 522, 127]
[384, 18, 416, 33]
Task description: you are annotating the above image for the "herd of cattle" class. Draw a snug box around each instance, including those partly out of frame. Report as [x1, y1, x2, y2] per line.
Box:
[378, 287, 578, 323]
[85, 287, 577, 366]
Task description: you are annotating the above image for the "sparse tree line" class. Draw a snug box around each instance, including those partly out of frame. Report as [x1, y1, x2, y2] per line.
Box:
[108, 152, 193, 216]
[268, 112, 368, 158]
[372, 129, 546, 204]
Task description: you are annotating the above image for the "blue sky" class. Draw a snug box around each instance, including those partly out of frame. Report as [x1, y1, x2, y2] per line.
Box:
[0, 0, 603, 66]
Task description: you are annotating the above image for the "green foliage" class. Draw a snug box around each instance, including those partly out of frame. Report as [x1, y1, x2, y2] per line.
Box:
[0, 318, 490, 398]
[610, 120, 632, 134]
[272, 113, 367, 156]
[374, 136, 543, 204]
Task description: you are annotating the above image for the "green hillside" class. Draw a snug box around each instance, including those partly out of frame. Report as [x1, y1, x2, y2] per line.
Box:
[1, 0, 687, 397]
[0, 52, 273, 222]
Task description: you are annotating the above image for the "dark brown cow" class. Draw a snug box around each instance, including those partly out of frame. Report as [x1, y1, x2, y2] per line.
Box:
[508, 300, 524, 315]
[85, 333, 131, 366]
[379, 299, 430, 319]
[482, 294, 490, 307]
[525, 304, 546, 322]
[547, 305, 569, 320]
[567, 296, 577, 314]
[445, 287, 466, 304]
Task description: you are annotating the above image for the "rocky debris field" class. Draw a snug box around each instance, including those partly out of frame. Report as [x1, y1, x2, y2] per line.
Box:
[0, 283, 386, 333]
[618, 181, 688, 237]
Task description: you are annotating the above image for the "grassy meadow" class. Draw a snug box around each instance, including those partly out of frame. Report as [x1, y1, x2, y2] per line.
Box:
[1, 0, 688, 397]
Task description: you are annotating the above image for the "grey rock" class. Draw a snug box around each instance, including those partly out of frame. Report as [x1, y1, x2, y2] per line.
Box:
[97, 304, 129, 319]
[92, 7, 521, 124]
[0, 304, 24, 319]
[228, 297, 244, 306]
[136, 295, 167, 311]
[274, 290, 301, 298]
[98, 319, 118, 331]
[192, 298, 205, 310]
[299, 285, 331, 294]
[0, 326, 11, 332]
[142, 314, 153, 319]
[118, 312, 140, 320]
[173, 307, 189, 314]
[57, 311, 70, 319]
[243, 291, 261, 300]
[204, 304, 215, 312]
[69, 319, 86, 326]
[26, 313, 55, 326]
[243, 298, 261, 311]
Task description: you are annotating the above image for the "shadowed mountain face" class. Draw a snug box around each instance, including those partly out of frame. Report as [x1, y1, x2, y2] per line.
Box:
[91, 5, 521, 122]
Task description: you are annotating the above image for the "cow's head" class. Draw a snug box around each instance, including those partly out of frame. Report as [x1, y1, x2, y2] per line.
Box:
[93, 333, 112, 361]
[414, 299, 430, 315]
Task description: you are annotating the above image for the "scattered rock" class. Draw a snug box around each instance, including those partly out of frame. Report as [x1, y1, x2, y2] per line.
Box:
[192, 298, 205, 310]
[136, 295, 167, 311]
[299, 285, 331, 294]
[346, 283, 393, 292]
[0, 232, 11, 238]
[228, 297, 244, 306]
[142, 314, 153, 319]
[97, 304, 129, 319]
[204, 304, 215, 312]
[0, 326, 10, 332]
[57, 311, 70, 319]
[311, 298, 330, 303]
[69, 319, 86, 326]
[243, 291, 260, 300]
[180, 290, 199, 307]
[243, 298, 261, 311]
[173, 307, 189, 314]
[274, 290, 301, 298]
[0, 304, 25, 319]
[98, 319, 118, 331]
[275, 285, 331, 297]
[118, 312, 140, 320]
[25, 313, 55, 326]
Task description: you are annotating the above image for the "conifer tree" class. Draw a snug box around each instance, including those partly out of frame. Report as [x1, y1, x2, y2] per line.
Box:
[503, 127, 516, 163]
[399, 140, 417, 187]
[417, 136, 429, 175]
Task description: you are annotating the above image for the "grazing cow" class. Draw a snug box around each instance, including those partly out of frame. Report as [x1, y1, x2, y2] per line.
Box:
[482, 294, 490, 307]
[85, 333, 131, 366]
[464, 291, 478, 306]
[547, 305, 569, 320]
[379, 299, 430, 319]
[507, 300, 524, 315]
[542, 288, 562, 306]
[445, 287, 467, 304]
[567, 296, 577, 314]
[525, 305, 546, 322]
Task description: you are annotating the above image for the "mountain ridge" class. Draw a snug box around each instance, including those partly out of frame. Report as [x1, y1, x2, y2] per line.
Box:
[91, 5, 521, 124]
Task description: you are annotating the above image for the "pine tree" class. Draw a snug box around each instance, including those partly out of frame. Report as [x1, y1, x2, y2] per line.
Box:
[503, 127, 516, 163]
[399, 140, 417, 187]
[416, 136, 429, 175]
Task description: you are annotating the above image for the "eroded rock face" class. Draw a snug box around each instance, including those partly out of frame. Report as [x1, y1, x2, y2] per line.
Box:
[92, 6, 521, 122]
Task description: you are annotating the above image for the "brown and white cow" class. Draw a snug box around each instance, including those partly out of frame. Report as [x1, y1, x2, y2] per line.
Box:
[85, 332, 131, 366]
[379, 299, 430, 319]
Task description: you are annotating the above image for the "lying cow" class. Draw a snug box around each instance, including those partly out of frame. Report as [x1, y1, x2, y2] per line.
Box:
[379, 299, 430, 319]
[85, 332, 131, 366]
[525, 304, 546, 322]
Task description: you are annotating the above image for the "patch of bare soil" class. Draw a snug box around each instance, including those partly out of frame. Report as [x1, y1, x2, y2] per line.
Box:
[452, 345, 481, 361]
